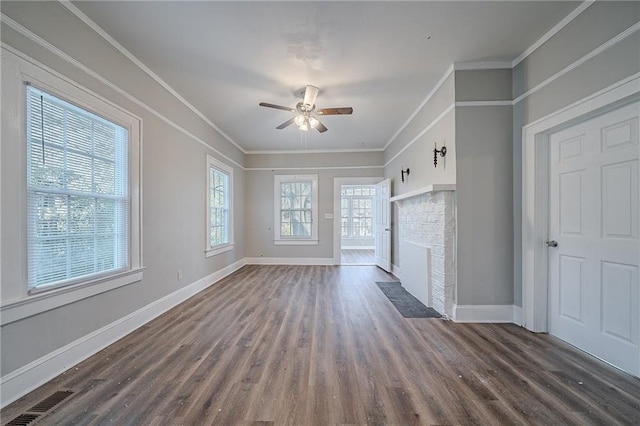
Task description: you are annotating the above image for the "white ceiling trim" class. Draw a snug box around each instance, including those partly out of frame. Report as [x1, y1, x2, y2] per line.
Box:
[455, 101, 514, 107]
[4, 0, 603, 166]
[245, 165, 384, 171]
[2, 21, 388, 173]
[0, 14, 245, 170]
[245, 148, 384, 155]
[382, 0, 592, 158]
[513, 21, 640, 105]
[384, 103, 455, 168]
[383, 65, 454, 151]
[58, 0, 246, 155]
[511, 0, 595, 67]
[523, 72, 640, 131]
[453, 62, 512, 71]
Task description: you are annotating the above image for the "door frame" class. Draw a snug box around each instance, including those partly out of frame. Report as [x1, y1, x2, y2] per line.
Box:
[522, 75, 640, 333]
[333, 177, 384, 265]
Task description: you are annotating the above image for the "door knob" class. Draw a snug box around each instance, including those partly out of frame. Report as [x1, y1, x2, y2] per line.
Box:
[545, 240, 558, 247]
[385, 228, 391, 231]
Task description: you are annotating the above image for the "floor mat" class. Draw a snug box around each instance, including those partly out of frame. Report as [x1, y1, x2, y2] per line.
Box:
[375, 281, 442, 318]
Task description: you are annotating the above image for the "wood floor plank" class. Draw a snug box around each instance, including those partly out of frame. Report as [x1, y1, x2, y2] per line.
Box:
[2, 265, 639, 425]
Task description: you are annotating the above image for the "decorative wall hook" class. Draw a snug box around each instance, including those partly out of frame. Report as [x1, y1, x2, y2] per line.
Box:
[433, 142, 447, 167]
[401, 167, 410, 183]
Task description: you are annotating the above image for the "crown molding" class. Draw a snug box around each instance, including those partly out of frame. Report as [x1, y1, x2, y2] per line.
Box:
[453, 61, 512, 71]
[245, 148, 384, 155]
[383, 65, 455, 151]
[383, 103, 455, 168]
[58, 0, 246, 154]
[514, 21, 640, 105]
[512, 1, 595, 68]
[455, 100, 514, 107]
[245, 165, 384, 171]
[0, 17, 245, 170]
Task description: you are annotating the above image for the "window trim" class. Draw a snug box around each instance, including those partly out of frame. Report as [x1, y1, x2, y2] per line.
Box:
[274, 174, 319, 245]
[23, 76, 142, 295]
[205, 155, 234, 257]
[0, 50, 143, 322]
[25, 85, 133, 290]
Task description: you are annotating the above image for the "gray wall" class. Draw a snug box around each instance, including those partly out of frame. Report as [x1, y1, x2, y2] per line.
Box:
[383, 73, 456, 268]
[245, 152, 383, 259]
[2, 0, 639, 381]
[1, 2, 245, 375]
[455, 105, 513, 305]
[511, 1, 640, 306]
[454, 69, 513, 306]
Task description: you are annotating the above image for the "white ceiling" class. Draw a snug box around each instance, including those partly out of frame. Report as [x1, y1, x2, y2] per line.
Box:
[72, 1, 581, 153]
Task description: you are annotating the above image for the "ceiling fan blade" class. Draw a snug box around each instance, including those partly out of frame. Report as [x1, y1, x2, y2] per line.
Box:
[316, 107, 353, 115]
[315, 120, 328, 133]
[259, 102, 296, 113]
[276, 117, 296, 129]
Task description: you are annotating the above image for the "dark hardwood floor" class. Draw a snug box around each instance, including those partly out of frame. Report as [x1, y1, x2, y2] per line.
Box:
[2, 265, 639, 425]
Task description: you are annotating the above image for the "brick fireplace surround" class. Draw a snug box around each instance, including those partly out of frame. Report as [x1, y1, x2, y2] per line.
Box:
[393, 188, 456, 317]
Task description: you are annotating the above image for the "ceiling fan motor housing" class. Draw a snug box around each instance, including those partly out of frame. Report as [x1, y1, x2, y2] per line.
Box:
[302, 85, 319, 108]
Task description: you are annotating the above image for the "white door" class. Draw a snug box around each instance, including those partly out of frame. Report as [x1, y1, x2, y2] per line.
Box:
[548, 101, 639, 377]
[374, 179, 392, 272]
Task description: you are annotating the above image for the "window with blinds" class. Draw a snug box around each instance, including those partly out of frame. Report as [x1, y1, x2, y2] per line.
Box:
[206, 155, 233, 256]
[26, 85, 129, 289]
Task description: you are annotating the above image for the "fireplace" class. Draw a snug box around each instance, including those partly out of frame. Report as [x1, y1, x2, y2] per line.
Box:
[393, 186, 456, 317]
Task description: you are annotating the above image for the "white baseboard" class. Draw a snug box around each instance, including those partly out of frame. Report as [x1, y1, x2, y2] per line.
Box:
[0, 258, 246, 408]
[391, 263, 401, 279]
[512, 305, 524, 326]
[245, 257, 335, 265]
[452, 303, 520, 323]
[341, 246, 375, 250]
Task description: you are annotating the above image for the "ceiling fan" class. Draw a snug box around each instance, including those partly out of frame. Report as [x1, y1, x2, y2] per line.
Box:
[259, 85, 353, 133]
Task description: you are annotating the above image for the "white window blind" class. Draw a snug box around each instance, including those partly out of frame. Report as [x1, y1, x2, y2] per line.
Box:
[26, 85, 129, 289]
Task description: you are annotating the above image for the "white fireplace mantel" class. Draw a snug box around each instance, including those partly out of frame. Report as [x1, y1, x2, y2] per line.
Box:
[390, 184, 456, 202]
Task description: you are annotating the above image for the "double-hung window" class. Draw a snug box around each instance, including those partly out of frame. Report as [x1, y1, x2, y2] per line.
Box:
[274, 174, 318, 245]
[26, 84, 140, 291]
[206, 155, 233, 256]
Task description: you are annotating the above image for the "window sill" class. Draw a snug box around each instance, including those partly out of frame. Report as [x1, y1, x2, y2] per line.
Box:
[206, 243, 234, 257]
[0, 268, 144, 326]
[274, 239, 319, 246]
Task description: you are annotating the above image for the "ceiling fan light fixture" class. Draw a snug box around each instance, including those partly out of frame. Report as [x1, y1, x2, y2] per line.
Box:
[294, 114, 306, 127]
[259, 85, 352, 134]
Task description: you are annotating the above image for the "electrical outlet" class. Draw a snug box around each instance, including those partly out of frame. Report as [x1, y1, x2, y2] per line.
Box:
[177, 270, 183, 281]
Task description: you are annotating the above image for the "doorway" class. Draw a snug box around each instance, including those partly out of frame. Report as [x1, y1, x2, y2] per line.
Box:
[547, 101, 639, 376]
[522, 78, 640, 377]
[340, 184, 375, 265]
[333, 177, 383, 265]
